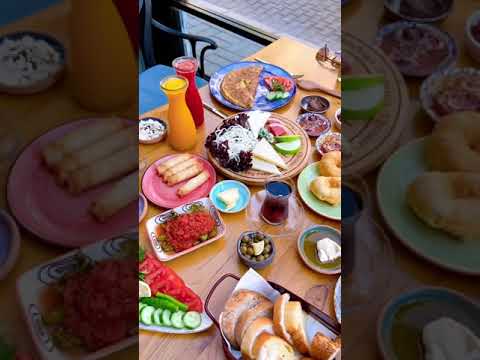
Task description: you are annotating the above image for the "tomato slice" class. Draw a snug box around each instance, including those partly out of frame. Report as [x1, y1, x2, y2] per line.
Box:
[140, 256, 204, 312]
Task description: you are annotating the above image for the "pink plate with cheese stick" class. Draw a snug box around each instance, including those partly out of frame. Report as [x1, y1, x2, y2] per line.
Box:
[7, 118, 137, 248]
[142, 154, 216, 209]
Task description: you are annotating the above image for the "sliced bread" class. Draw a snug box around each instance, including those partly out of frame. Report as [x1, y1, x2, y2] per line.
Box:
[252, 333, 296, 360]
[221, 290, 270, 348]
[310, 332, 341, 360]
[235, 299, 274, 346]
[273, 293, 294, 345]
[240, 317, 275, 360]
[285, 301, 310, 355]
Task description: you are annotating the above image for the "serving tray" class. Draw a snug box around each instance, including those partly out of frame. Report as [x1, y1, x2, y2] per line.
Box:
[342, 32, 410, 176]
[207, 112, 311, 186]
[204, 273, 341, 360]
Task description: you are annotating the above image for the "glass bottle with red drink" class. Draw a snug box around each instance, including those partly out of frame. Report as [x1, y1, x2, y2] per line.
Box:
[172, 56, 205, 128]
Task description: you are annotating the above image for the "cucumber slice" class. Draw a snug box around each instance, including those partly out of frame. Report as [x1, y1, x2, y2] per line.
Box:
[274, 139, 301, 155]
[152, 309, 163, 326]
[171, 311, 185, 329]
[183, 311, 202, 329]
[140, 306, 155, 326]
[281, 91, 290, 99]
[161, 309, 172, 327]
[139, 303, 147, 321]
[266, 92, 277, 101]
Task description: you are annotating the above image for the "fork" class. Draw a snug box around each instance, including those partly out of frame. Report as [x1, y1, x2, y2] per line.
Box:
[254, 58, 304, 79]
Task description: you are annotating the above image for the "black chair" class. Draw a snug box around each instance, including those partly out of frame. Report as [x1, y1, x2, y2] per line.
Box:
[141, 0, 218, 79]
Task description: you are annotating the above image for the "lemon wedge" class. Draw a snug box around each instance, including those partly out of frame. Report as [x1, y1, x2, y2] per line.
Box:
[139, 281, 151, 298]
[252, 241, 265, 256]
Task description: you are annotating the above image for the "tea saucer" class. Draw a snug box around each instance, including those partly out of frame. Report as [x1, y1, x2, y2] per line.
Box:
[245, 189, 305, 238]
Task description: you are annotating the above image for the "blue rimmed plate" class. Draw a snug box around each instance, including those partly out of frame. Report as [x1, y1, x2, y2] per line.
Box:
[209, 61, 296, 111]
[0, 210, 20, 280]
[139, 193, 148, 223]
[209, 180, 251, 214]
[377, 287, 480, 360]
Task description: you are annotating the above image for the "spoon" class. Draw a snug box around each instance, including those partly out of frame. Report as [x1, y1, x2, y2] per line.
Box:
[296, 79, 341, 99]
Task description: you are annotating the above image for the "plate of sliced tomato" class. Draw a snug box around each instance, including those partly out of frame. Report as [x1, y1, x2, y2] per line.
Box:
[139, 253, 213, 334]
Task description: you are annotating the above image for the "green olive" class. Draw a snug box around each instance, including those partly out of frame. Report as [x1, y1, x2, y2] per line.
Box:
[240, 246, 247, 254]
[265, 245, 272, 253]
[257, 255, 264, 262]
[246, 255, 252, 260]
[247, 247, 254, 256]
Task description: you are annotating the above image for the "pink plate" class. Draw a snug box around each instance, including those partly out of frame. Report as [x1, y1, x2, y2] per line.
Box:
[141, 154, 217, 209]
[7, 118, 136, 248]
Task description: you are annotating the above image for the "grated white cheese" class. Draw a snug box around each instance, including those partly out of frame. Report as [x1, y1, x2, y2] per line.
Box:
[213, 125, 257, 161]
[0, 35, 62, 86]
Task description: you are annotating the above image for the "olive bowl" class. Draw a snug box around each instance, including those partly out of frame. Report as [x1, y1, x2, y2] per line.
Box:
[237, 231, 276, 270]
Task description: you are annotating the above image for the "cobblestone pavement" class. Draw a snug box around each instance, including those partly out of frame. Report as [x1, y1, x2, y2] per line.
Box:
[183, 0, 339, 77]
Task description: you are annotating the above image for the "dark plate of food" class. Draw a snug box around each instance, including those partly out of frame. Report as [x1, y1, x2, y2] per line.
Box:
[465, 10, 480, 63]
[384, 0, 453, 23]
[300, 95, 330, 114]
[16, 233, 138, 360]
[377, 22, 457, 77]
[297, 113, 332, 137]
[146, 197, 226, 261]
[420, 67, 480, 121]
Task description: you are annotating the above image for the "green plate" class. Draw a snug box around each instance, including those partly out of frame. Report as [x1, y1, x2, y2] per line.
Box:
[377, 138, 480, 275]
[297, 162, 341, 220]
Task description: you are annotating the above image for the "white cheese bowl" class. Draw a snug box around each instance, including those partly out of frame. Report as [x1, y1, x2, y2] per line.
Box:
[0, 31, 65, 95]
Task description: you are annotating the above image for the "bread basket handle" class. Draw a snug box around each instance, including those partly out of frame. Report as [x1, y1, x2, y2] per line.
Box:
[205, 273, 240, 329]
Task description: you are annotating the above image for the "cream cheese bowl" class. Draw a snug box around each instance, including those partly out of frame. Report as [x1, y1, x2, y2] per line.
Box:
[0, 31, 65, 95]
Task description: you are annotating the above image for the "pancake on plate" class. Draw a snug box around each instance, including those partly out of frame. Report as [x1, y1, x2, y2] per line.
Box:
[220, 66, 263, 109]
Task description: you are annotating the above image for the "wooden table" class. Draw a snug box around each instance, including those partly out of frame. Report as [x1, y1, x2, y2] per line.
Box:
[139, 37, 341, 359]
[0, 3, 136, 359]
[343, 1, 480, 358]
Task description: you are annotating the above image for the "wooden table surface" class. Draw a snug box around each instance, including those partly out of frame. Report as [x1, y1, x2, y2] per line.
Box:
[343, 1, 480, 358]
[0, 3, 136, 359]
[139, 37, 341, 359]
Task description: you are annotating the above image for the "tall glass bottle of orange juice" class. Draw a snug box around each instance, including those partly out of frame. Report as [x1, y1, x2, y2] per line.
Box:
[70, 0, 137, 111]
[160, 76, 197, 151]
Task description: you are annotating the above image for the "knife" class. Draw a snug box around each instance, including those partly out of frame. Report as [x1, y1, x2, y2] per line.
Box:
[203, 102, 228, 120]
[254, 58, 304, 79]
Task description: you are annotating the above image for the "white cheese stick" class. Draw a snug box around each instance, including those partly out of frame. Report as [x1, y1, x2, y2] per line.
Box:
[177, 171, 210, 197]
[55, 125, 137, 185]
[42, 118, 125, 169]
[89, 172, 138, 222]
[66, 145, 137, 194]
